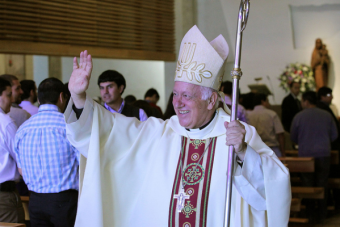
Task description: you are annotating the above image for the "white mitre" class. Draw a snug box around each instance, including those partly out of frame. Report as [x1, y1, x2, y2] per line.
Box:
[175, 25, 231, 114]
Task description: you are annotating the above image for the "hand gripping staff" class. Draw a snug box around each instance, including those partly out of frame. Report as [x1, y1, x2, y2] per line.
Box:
[224, 0, 250, 227]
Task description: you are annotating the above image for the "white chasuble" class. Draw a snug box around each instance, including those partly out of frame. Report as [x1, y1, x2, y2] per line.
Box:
[64, 96, 291, 227]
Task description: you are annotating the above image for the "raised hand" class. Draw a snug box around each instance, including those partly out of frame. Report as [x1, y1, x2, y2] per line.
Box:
[224, 120, 247, 160]
[68, 50, 92, 108]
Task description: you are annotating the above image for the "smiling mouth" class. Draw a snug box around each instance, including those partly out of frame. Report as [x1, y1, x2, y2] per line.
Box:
[179, 110, 189, 114]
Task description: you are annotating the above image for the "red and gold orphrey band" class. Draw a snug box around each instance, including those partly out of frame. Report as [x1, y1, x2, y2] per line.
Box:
[169, 137, 217, 227]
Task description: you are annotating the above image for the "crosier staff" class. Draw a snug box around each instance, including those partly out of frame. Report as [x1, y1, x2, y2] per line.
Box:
[224, 0, 250, 227]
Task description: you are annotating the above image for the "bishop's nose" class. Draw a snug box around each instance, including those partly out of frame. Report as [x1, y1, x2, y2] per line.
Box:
[173, 97, 184, 109]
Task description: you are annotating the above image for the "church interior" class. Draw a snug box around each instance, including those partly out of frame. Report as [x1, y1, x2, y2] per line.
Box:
[1, 0, 340, 226]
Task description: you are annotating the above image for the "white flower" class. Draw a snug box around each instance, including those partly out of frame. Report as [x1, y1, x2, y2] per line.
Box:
[301, 86, 306, 92]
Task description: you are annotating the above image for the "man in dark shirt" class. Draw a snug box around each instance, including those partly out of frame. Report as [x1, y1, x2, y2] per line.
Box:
[317, 87, 340, 150]
[317, 86, 340, 209]
[291, 91, 337, 222]
[144, 88, 163, 118]
[281, 81, 302, 132]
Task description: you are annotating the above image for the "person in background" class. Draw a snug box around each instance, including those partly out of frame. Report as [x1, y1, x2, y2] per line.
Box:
[0, 74, 30, 127]
[144, 88, 163, 118]
[163, 93, 176, 120]
[240, 92, 255, 112]
[281, 81, 302, 132]
[247, 93, 285, 157]
[0, 78, 25, 224]
[317, 87, 340, 150]
[14, 78, 80, 227]
[17, 80, 39, 196]
[221, 81, 247, 122]
[64, 82, 71, 110]
[124, 95, 136, 105]
[291, 91, 337, 223]
[19, 80, 39, 116]
[133, 100, 161, 118]
[316, 86, 340, 209]
[98, 70, 147, 121]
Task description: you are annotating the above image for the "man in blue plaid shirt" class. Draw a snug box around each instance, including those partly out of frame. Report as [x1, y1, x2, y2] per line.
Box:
[14, 78, 80, 227]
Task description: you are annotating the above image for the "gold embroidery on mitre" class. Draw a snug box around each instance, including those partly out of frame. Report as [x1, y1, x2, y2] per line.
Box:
[176, 42, 213, 83]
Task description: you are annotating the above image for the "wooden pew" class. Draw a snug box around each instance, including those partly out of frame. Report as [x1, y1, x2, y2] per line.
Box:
[290, 198, 301, 212]
[328, 178, 340, 189]
[0, 223, 26, 227]
[20, 196, 29, 221]
[279, 157, 314, 173]
[20, 196, 29, 203]
[285, 150, 339, 165]
[288, 218, 309, 224]
[291, 187, 324, 199]
[289, 198, 309, 224]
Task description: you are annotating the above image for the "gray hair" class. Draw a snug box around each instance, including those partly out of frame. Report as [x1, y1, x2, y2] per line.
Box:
[199, 86, 220, 109]
[200, 86, 215, 100]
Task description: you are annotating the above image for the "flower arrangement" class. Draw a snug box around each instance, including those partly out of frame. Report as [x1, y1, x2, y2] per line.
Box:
[279, 63, 315, 92]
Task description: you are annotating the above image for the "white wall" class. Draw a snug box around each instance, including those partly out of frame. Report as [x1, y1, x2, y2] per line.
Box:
[33, 55, 49, 87]
[196, 0, 340, 108]
[32, 0, 340, 110]
[61, 57, 166, 110]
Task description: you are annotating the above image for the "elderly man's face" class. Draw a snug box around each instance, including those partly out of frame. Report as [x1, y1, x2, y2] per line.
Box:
[172, 82, 215, 129]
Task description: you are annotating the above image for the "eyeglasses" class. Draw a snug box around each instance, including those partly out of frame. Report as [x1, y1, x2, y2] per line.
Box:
[326, 93, 332, 97]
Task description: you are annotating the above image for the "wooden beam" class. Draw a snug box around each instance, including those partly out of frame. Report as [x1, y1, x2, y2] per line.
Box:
[0, 41, 176, 61]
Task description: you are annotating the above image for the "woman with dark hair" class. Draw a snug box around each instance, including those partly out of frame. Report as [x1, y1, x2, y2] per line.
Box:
[163, 93, 176, 120]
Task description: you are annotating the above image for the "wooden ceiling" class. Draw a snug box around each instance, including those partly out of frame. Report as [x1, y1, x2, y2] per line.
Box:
[0, 0, 175, 61]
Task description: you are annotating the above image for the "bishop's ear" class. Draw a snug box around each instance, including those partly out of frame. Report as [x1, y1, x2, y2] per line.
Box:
[207, 92, 218, 110]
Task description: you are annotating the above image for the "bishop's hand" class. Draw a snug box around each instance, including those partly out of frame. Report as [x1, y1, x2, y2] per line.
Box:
[68, 50, 93, 108]
[224, 120, 247, 161]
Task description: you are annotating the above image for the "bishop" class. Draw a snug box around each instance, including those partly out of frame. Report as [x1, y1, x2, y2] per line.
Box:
[65, 25, 291, 227]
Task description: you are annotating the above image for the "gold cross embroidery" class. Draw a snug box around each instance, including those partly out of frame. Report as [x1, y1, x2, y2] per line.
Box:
[189, 139, 206, 149]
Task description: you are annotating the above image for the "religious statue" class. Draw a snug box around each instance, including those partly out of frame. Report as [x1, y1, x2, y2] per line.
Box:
[311, 38, 330, 90]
